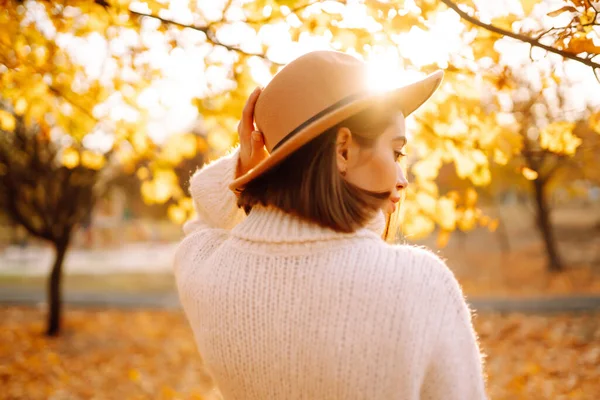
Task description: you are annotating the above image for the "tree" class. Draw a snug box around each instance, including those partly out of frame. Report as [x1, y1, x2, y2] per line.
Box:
[0, 1, 201, 335]
[491, 65, 599, 272]
[0, 111, 106, 335]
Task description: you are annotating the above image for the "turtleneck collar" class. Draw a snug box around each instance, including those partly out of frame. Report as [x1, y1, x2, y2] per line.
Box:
[230, 206, 384, 244]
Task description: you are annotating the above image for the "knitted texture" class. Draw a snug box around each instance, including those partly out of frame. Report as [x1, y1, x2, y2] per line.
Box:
[175, 147, 487, 400]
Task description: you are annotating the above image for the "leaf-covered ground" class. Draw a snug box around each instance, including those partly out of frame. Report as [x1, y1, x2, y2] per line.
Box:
[1, 306, 598, 400]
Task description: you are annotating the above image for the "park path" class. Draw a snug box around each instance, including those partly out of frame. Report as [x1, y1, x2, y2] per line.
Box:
[1, 287, 600, 313]
[0, 243, 177, 275]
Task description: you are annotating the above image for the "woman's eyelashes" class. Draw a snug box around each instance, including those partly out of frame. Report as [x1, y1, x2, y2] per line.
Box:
[394, 150, 406, 161]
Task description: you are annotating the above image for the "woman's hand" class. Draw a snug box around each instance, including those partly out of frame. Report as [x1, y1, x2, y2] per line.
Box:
[236, 87, 268, 178]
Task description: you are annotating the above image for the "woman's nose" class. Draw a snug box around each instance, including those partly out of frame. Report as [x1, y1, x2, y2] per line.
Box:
[396, 164, 408, 189]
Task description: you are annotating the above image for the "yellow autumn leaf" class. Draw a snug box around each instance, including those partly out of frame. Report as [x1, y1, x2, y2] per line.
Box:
[128, 368, 141, 382]
[402, 213, 435, 239]
[590, 113, 600, 134]
[436, 197, 457, 231]
[567, 36, 600, 55]
[471, 167, 491, 186]
[14, 98, 27, 115]
[25, 101, 48, 126]
[132, 130, 152, 154]
[62, 148, 80, 169]
[197, 136, 209, 153]
[521, 0, 540, 15]
[81, 150, 106, 170]
[0, 110, 16, 131]
[490, 15, 516, 31]
[487, 218, 499, 232]
[416, 192, 437, 216]
[539, 121, 581, 155]
[458, 208, 477, 231]
[141, 169, 180, 204]
[522, 167, 538, 180]
[136, 167, 150, 180]
[436, 230, 451, 248]
[179, 197, 193, 211]
[493, 148, 509, 165]
[180, 134, 198, 158]
[140, 181, 159, 204]
[465, 188, 478, 208]
[579, 7, 597, 25]
[207, 130, 235, 154]
[162, 133, 198, 164]
[415, 179, 439, 197]
[471, 35, 500, 63]
[451, 147, 477, 178]
[144, 0, 170, 14]
[524, 362, 542, 375]
[445, 190, 460, 203]
[479, 215, 490, 227]
[167, 204, 187, 225]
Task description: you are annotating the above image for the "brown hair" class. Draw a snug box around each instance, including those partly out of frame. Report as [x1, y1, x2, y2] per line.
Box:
[237, 104, 398, 233]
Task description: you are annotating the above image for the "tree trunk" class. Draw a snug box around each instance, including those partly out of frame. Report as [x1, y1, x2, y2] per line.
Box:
[493, 200, 511, 256]
[532, 178, 563, 272]
[47, 238, 69, 336]
[496, 219, 511, 256]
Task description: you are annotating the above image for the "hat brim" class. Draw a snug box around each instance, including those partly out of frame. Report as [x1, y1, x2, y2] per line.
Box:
[229, 70, 443, 192]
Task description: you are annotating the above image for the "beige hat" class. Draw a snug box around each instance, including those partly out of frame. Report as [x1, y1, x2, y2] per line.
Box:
[230, 50, 443, 192]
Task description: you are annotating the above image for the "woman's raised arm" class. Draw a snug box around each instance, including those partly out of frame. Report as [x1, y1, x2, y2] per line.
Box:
[183, 87, 267, 235]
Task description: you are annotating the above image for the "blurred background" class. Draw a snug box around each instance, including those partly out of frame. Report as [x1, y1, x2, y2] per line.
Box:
[0, 0, 599, 399]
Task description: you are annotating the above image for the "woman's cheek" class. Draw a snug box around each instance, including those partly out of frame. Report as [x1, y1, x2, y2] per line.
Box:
[371, 155, 397, 192]
[348, 151, 396, 193]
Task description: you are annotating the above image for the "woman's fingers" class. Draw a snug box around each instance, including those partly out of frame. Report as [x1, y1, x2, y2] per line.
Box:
[239, 87, 262, 144]
[237, 87, 266, 177]
[250, 130, 267, 162]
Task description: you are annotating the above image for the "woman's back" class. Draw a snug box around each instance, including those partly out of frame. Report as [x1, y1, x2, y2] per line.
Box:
[174, 152, 486, 400]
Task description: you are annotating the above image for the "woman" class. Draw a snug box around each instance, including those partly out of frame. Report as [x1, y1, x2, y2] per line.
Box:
[175, 51, 487, 399]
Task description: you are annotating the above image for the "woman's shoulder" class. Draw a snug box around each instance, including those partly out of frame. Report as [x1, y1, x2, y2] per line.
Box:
[362, 240, 461, 295]
[392, 243, 447, 270]
[365, 239, 450, 272]
[392, 243, 467, 307]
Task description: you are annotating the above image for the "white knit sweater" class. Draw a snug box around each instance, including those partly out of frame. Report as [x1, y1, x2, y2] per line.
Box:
[174, 148, 487, 400]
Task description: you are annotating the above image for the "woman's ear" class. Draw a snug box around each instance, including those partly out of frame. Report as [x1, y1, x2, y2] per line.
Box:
[336, 127, 352, 174]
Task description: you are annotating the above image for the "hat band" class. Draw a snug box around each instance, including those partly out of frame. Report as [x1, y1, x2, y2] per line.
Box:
[271, 90, 369, 152]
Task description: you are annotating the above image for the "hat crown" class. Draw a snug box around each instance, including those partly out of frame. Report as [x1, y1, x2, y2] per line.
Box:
[254, 51, 369, 151]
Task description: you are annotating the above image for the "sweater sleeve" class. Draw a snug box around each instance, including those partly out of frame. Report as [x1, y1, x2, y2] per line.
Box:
[182, 146, 246, 235]
[420, 259, 488, 400]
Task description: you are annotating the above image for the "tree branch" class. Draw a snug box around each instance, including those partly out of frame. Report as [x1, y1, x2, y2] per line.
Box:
[439, 0, 600, 70]
[48, 86, 99, 122]
[244, 0, 326, 25]
[126, 1, 341, 64]
[0, 151, 51, 240]
[128, 10, 280, 63]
